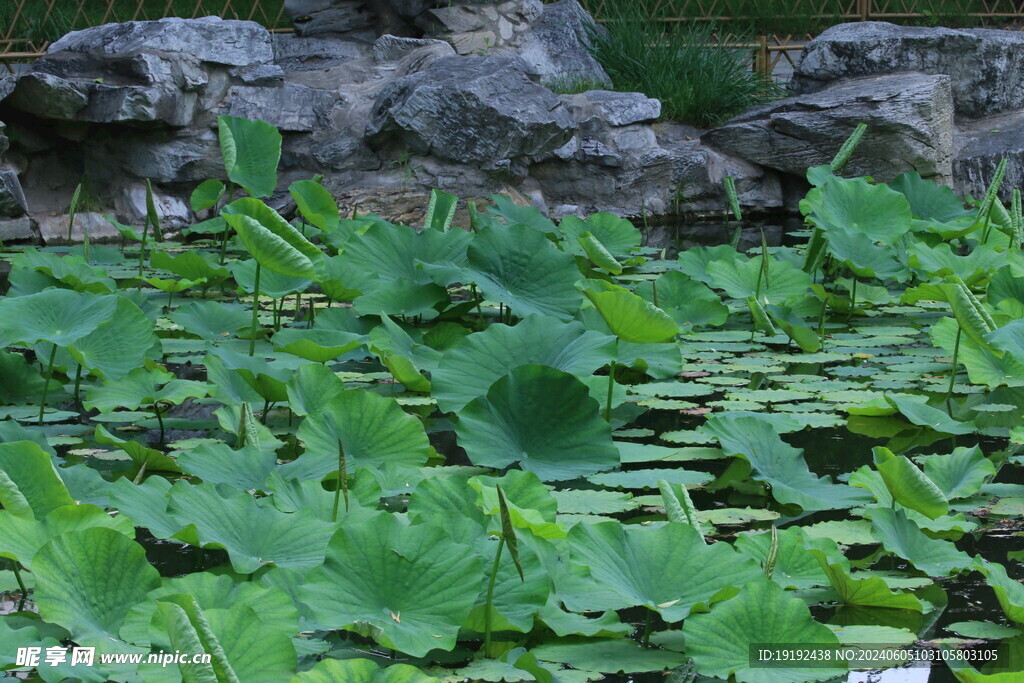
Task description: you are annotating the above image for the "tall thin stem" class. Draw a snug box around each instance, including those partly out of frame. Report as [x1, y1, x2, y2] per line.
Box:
[946, 326, 962, 416]
[38, 344, 58, 425]
[605, 361, 616, 422]
[249, 262, 262, 357]
[483, 536, 505, 658]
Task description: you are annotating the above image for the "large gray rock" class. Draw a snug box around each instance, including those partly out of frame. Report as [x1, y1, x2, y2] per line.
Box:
[114, 181, 193, 233]
[955, 111, 1024, 200]
[0, 217, 36, 244]
[0, 170, 28, 218]
[48, 17, 274, 67]
[515, 0, 609, 89]
[562, 90, 660, 129]
[285, 0, 377, 37]
[272, 33, 367, 72]
[792, 22, 1024, 119]
[37, 212, 121, 246]
[703, 73, 954, 183]
[373, 34, 450, 62]
[420, 0, 543, 55]
[221, 83, 336, 132]
[118, 129, 223, 183]
[367, 55, 574, 166]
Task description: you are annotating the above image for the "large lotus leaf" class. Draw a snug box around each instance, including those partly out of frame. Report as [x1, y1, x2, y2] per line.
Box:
[806, 546, 924, 611]
[486, 194, 557, 233]
[558, 213, 641, 257]
[677, 244, 745, 286]
[93, 424, 181, 477]
[0, 350, 48, 404]
[705, 255, 811, 303]
[532, 638, 687, 673]
[177, 442, 277, 490]
[69, 295, 159, 380]
[167, 481, 334, 574]
[462, 224, 583, 321]
[872, 446, 948, 519]
[980, 561, 1024, 625]
[294, 659, 440, 683]
[290, 179, 339, 233]
[300, 512, 484, 657]
[579, 279, 679, 343]
[824, 230, 911, 281]
[890, 172, 972, 223]
[867, 507, 974, 577]
[907, 242, 1002, 283]
[564, 521, 760, 621]
[340, 221, 471, 288]
[0, 288, 115, 347]
[83, 366, 207, 413]
[367, 315, 440, 391]
[0, 503, 134, 568]
[704, 414, 871, 512]
[634, 270, 728, 328]
[469, 469, 563, 539]
[204, 346, 305, 404]
[407, 474, 487, 544]
[465, 536, 549, 633]
[170, 300, 251, 340]
[456, 365, 618, 481]
[802, 176, 913, 244]
[267, 469, 382, 524]
[988, 266, 1024, 307]
[353, 279, 449, 318]
[285, 363, 346, 417]
[288, 390, 431, 480]
[886, 394, 977, 435]
[218, 115, 281, 198]
[33, 527, 161, 643]
[932, 317, 1024, 389]
[734, 528, 829, 590]
[0, 440, 74, 519]
[917, 446, 995, 500]
[151, 249, 229, 285]
[433, 316, 615, 413]
[273, 327, 364, 363]
[8, 248, 117, 294]
[224, 198, 322, 278]
[683, 580, 846, 683]
[107, 476, 186, 540]
[988, 319, 1024, 362]
[231, 259, 313, 299]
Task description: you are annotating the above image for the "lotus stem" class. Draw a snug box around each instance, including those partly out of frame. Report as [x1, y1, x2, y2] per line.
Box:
[946, 326, 962, 416]
[331, 439, 348, 523]
[847, 278, 858, 322]
[153, 404, 166, 445]
[817, 298, 828, 348]
[642, 609, 652, 647]
[72, 364, 83, 403]
[249, 262, 262, 356]
[38, 344, 58, 425]
[605, 361, 616, 422]
[483, 536, 505, 658]
[13, 565, 27, 611]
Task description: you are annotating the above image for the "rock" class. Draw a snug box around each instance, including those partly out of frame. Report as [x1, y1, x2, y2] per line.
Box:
[222, 83, 336, 132]
[309, 133, 382, 171]
[367, 55, 574, 166]
[230, 64, 286, 85]
[119, 129, 223, 184]
[114, 182, 193, 232]
[0, 76, 16, 103]
[8, 73, 89, 120]
[955, 110, 1024, 201]
[285, 0, 377, 37]
[703, 73, 954, 183]
[515, 0, 610, 89]
[562, 90, 661, 128]
[272, 33, 368, 72]
[420, 0, 544, 55]
[0, 121, 8, 157]
[0, 170, 28, 218]
[37, 212, 122, 245]
[0, 217, 36, 244]
[48, 17, 274, 67]
[792, 22, 1024, 119]
[373, 34, 450, 62]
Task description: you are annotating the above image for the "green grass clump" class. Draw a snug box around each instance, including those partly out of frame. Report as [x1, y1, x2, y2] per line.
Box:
[586, 4, 782, 128]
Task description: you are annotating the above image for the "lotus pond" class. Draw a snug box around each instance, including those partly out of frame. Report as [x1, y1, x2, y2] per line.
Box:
[0, 118, 1023, 682]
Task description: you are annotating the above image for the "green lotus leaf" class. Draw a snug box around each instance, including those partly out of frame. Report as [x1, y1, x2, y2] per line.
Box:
[988, 319, 1024, 362]
[886, 394, 977, 435]
[83, 366, 208, 413]
[339, 220, 470, 288]
[0, 440, 75, 519]
[486, 194, 557, 233]
[558, 212, 641, 257]
[470, 469, 563, 539]
[867, 507, 974, 577]
[218, 115, 282, 198]
[890, 172, 972, 223]
[290, 179, 339, 232]
[288, 389, 431, 480]
[177, 442, 276, 490]
[979, 560, 1024, 625]
[167, 481, 334, 574]
[299, 512, 484, 657]
[0, 288, 115, 348]
[537, 599, 631, 638]
[907, 242, 1001, 284]
[872, 446, 948, 519]
[171, 300, 251, 340]
[532, 638, 687, 674]
[353, 279, 449, 318]
[0, 503, 134, 568]
[191, 178, 226, 212]
[988, 266, 1024, 307]
[734, 528, 829, 590]
[705, 254, 811, 303]
[564, 521, 760, 621]
[0, 350, 49, 404]
[94, 424, 181, 475]
[33, 527, 161, 644]
[204, 346, 305, 404]
[456, 365, 619, 481]
[367, 315, 440, 392]
[8, 249, 116, 294]
[433, 315, 615, 413]
[635, 270, 728, 328]
[917, 446, 995, 500]
[231, 259, 313, 298]
[807, 545, 924, 611]
[945, 621, 1021, 640]
[407, 474, 487, 544]
[704, 413, 871, 512]
[107, 476, 185, 540]
[285, 363, 346, 417]
[68, 295, 159, 380]
[931, 317, 1024, 389]
[224, 198, 321, 278]
[273, 327, 364, 363]
[151, 249, 229, 286]
[766, 304, 821, 352]
[464, 535, 549, 633]
[683, 579, 846, 683]
[463, 224, 583, 321]
[802, 175, 913, 244]
[577, 231, 623, 274]
[292, 659, 440, 683]
[424, 188, 458, 232]
[824, 230, 911, 281]
[579, 279, 678, 343]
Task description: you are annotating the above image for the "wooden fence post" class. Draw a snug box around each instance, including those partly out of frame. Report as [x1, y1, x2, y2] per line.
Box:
[858, 0, 871, 21]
